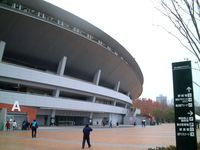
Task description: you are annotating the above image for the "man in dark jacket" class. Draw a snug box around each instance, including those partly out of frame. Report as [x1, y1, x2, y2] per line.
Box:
[82, 124, 93, 149]
[30, 119, 38, 138]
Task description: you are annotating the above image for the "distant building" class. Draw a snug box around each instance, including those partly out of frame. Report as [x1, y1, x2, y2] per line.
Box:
[156, 95, 167, 106]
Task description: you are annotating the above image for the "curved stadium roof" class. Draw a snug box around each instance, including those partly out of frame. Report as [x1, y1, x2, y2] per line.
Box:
[0, 0, 143, 100]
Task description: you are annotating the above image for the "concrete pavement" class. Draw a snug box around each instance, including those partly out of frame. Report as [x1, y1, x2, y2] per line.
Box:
[0, 124, 199, 150]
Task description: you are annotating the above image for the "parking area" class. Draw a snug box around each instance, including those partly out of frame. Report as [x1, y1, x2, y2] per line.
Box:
[0, 124, 199, 150]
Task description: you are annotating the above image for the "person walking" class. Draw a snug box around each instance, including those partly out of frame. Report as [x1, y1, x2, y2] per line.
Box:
[116, 122, 119, 127]
[30, 119, 38, 138]
[142, 120, 146, 128]
[5, 121, 10, 131]
[82, 124, 93, 149]
[109, 121, 112, 128]
[12, 120, 17, 130]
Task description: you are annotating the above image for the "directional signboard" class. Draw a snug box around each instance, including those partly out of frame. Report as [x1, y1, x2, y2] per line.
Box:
[172, 61, 197, 150]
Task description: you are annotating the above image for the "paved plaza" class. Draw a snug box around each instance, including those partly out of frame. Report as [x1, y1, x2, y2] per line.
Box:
[0, 124, 200, 150]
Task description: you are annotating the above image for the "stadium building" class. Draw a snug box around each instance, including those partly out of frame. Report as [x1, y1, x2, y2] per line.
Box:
[0, 0, 143, 127]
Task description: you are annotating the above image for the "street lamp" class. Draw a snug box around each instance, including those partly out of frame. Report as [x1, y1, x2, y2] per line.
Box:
[194, 61, 200, 71]
[183, 59, 200, 87]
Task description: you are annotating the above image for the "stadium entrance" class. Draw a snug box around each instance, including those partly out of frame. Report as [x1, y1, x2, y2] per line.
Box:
[55, 116, 89, 126]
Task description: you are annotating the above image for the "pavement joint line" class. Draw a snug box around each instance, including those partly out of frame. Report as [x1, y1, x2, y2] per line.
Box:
[0, 132, 171, 149]
[1, 124, 192, 150]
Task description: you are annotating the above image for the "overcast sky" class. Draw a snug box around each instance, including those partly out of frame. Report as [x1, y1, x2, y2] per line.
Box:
[45, 0, 200, 103]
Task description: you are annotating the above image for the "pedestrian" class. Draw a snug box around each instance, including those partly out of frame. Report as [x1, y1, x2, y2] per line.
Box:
[143, 120, 146, 127]
[30, 119, 38, 138]
[5, 121, 10, 131]
[102, 121, 105, 127]
[27, 121, 30, 130]
[22, 120, 28, 130]
[109, 121, 112, 128]
[116, 122, 119, 127]
[12, 120, 17, 130]
[82, 124, 93, 149]
[142, 120, 146, 128]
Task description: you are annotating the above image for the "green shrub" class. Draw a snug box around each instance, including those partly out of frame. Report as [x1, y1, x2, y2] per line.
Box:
[148, 142, 200, 150]
[148, 145, 176, 150]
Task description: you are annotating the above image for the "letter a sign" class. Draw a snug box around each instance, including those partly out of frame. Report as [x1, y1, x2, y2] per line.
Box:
[12, 101, 21, 112]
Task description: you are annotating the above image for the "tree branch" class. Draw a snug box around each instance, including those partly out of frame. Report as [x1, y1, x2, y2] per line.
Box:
[153, 24, 197, 56]
[158, 0, 200, 62]
[183, 0, 200, 41]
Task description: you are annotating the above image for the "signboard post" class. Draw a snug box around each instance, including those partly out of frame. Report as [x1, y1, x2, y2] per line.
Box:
[172, 61, 197, 150]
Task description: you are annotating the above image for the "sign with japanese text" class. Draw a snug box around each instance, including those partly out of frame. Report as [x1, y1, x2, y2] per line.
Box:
[172, 61, 197, 150]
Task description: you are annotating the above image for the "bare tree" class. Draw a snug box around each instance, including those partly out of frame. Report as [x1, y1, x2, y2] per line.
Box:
[156, 0, 200, 62]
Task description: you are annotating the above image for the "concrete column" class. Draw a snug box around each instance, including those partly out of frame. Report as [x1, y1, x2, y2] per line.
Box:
[93, 69, 101, 85]
[37, 12, 40, 17]
[113, 81, 120, 106]
[91, 70, 101, 102]
[52, 88, 59, 120]
[127, 92, 131, 97]
[89, 112, 93, 119]
[114, 81, 120, 91]
[89, 112, 93, 125]
[109, 114, 113, 127]
[50, 110, 56, 126]
[53, 89, 60, 97]
[0, 41, 6, 61]
[51, 110, 56, 118]
[53, 56, 67, 98]
[12, 3, 16, 8]
[92, 96, 96, 103]
[51, 57, 67, 120]
[57, 56, 67, 76]
[125, 104, 128, 109]
[18, 5, 21, 10]
[0, 108, 7, 131]
[114, 101, 117, 106]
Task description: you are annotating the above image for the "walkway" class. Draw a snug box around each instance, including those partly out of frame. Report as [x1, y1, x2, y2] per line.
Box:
[0, 124, 199, 150]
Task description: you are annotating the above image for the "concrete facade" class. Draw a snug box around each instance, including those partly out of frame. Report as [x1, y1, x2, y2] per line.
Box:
[0, 0, 143, 126]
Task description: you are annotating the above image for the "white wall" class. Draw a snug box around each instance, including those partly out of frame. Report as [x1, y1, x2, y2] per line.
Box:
[0, 91, 128, 114]
[0, 63, 132, 104]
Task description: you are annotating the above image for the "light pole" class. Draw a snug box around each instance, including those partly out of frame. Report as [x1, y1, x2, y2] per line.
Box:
[194, 61, 200, 71]
[183, 59, 200, 104]
[184, 59, 200, 87]
[193, 61, 200, 87]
